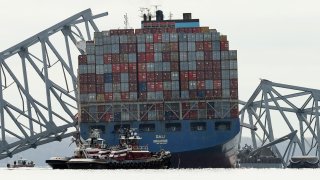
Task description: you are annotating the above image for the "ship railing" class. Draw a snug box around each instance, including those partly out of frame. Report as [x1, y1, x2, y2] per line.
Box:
[131, 145, 148, 151]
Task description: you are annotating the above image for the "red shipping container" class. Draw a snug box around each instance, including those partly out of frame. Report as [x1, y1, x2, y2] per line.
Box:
[197, 71, 205, 80]
[213, 89, 222, 98]
[188, 71, 197, 81]
[230, 88, 238, 99]
[155, 82, 163, 91]
[120, 44, 128, 53]
[162, 52, 171, 62]
[138, 73, 147, 82]
[153, 34, 162, 43]
[129, 63, 137, 72]
[203, 42, 212, 51]
[112, 64, 121, 73]
[129, 73, 137, 82]
[78, 55, 87, 64]
[214, 80, 222, 89]
[220, 41, 229, 51]
[112, 73, 121, 82]
[87, 74, 96, 83]
[104, 93, 113, 101]
[88, 84, 96, 93]
[205, 90, 214, 98]
[204, 51, 213, 61]
[195, 42, 204, 51]
[230, 79, 238, 89]
[128, 44, 136, 53]
[97, 105, 105, 112]
[138, 53, 146, 62]
[207, 110, 215, 119]
[79, 74, 88, 83]
[112, 54, 120, 63]
[163, 72, 171, 81]
[139, 92, 147, 100]
[138, 63, 147, 72]
[145, 53, 154, 62]
[96, 74, 104, 84]
[146, 43, 154, 52]
[120, 64, 129, 72]
[181, 81, 189, 90]
[170, 43, 179, 51]
[213, 61, 221, 71]
[96, 84, 104, 93]
[205, 71, 213, 80]
[198, 102, 206, 109]
[163, 91, 172, 100]
[80, 84, 88, 93]
[182, 102, 191, 109]
[155, 72, 163, 81]
[147, 72, 155, 81]
[189, 110, 198, 120]
[103, 113, 113, 121]
[213, 71, 221, 80]
[171, 62, 179, 71]
[197, 81, 205, 90]
[121, 92, 129, 100]
[103, 54, 112, 64]
[189, 90, 197, 99]
[180, 72, 188, 81]
[196, 61, 205, 71]
[204, 61, 213, 71]
[129, 83, 137, 91]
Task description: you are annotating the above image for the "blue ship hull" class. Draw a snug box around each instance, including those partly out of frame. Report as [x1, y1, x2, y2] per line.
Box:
[80, 118, 240, 168]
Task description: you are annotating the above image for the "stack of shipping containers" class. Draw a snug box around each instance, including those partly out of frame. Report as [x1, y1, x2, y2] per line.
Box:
[78, 25, 238, 123]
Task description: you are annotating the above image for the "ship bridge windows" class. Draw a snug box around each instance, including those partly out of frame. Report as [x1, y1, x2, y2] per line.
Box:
[114, 124, 130, 133]
[215, 121, 231, 131]
[190, 122, 206, 131]
[165, 123, 181, 132]
[139, 123, 155, 132]
[89, 125, 105, 134]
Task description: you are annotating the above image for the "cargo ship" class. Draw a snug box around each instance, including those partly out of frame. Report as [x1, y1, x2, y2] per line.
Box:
[78, 10, 240, 168]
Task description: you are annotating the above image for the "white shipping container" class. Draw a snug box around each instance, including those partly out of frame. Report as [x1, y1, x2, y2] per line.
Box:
[104, 83, 113, 92]
[96, 65, 104, 74]
[162, 33, 170, 42]
[230, 60, 237, 70]
[188, 52, 196, 61]
[171, 72, 179, 81]
[179, 42, 188, 52]
[104, 64, 112, 73]
[103, 44, 112, 54]
[196, 51, 204, 61]
[87, 65, 95, 73]
[137, 43, 146, 53]
[180, 52, 188, 61]
[170, 33, 178, 42]
[96, 55, 103, 65]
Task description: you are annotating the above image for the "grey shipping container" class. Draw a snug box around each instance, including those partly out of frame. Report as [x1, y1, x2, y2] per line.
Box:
[121, 73, 129, 82]
[171, 81, 180, 91]
[87, 65, 95, 73]
[96, 55, 103, 65]
[121, 83, 129, 91]
[171, 72, 179, 81]
[170, 33, 178, 42]
[196, 33, 204, 41]
[196, 51, 204, 61]
[103, 44, 112, 54]
[180, 62, 189, 71]
[79, 65, 87, 74]
[179, 42, 188, 52]
[104, 64, 112, 73]
[188, 52, 196, 61]
[137, 34, 146, 43]
[162, 33, 170, 42]
[212, 51, 221, 60]
[154, 53, 163, 62]
[180, 52, 188, 61]
[96, 65, 104, 74]
[87, 55, 95, 64]
[105, 83, 113, 92]
[137, 44, 146, 53]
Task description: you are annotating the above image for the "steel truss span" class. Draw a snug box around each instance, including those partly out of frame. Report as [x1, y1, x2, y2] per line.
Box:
[0, 9, 107, 160]
[239, 79, 320, 166]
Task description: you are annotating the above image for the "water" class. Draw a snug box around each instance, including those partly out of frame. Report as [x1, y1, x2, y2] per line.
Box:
[0, 168, 319, 180]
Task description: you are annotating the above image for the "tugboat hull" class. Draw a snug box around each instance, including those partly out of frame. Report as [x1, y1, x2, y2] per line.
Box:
[46, 157, 70, 169]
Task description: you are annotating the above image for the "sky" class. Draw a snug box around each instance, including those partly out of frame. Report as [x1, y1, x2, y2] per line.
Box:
[1, 0, 320, 101]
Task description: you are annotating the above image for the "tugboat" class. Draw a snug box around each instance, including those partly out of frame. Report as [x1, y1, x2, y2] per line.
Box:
[7, 157, 35, 168]
[46, 128, 171, 169]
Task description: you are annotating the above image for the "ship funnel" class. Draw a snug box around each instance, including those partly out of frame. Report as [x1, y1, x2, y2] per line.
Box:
[156, 10, 164, 21]
[183, 13, 192, 20]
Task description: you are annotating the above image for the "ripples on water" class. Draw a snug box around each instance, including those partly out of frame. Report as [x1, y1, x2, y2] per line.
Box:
[0, 168, 319, 180]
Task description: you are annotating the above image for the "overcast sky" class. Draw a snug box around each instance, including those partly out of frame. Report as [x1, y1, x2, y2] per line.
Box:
[1, 0, 320, 101]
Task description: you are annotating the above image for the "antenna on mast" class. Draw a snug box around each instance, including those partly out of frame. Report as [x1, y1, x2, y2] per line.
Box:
[124, 13, 129, 29]
[169, 12, 173, 20]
